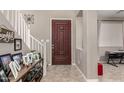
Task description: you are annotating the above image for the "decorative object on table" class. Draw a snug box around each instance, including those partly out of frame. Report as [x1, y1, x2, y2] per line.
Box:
[23, 53, 33, 66]
[0, 68, 9, 82]
[0, 53, 12, 76]
[0, 25, 14, 43]
[13, 60, 21, 71]
[27, 53, 33, 64]
[12, 53, 23, 65]
[9, 61, 18, 79]
[9, 59, 43, 82]
[24, 14, 34, 24]
[38, 53, 41, 59]
[33, 53, 40, 61]
[14, 38, 22, 51]
[22, 55, 28, 66]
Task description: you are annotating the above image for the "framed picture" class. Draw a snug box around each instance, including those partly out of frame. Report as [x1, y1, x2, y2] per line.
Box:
[22, 55, 28, 65]
[9, 62, 18, 79]
[0, 68, 9, 82]
[0, 53, 12, 76]
[0, 27, 14, 43]
[12, 52, 23, 65]
[14, 39, 22, 51]
[33, 53, 40, 61]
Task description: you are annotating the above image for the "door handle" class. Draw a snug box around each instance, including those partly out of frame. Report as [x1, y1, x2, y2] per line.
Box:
[52, 44, 54, 49]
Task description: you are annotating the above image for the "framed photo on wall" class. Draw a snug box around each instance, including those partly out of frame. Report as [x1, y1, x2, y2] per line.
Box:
[14, 38, 22, 51]
[0, 27, 14, 43]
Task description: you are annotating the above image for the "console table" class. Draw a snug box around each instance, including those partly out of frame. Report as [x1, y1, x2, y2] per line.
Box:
[9, 59, 43, 82]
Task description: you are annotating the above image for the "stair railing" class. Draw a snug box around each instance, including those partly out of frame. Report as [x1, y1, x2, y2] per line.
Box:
[0, 10, 48, 76]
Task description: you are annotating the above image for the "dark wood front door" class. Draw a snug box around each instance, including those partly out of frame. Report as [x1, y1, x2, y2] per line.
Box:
[52, 20, 71, 65]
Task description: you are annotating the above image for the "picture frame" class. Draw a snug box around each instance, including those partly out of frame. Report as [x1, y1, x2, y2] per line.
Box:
[22, 55, 28, 65]
[0, 27, 14, 43]
[27, 53, 33, 64]
[33, 53, 40, 61]
[14, 38, 22, 51]
[0, 53, 12, 76]
[14, 60, 21, 71]
[9, 61, 18, 79]
[23, 53, 33, 66]
[0, 68, 9, 82]
[12, 52, 23, 65]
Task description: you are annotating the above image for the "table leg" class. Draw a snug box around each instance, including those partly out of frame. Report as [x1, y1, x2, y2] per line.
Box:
[107, 58, 109, 64]
[110, 59, 118, 67]
[119, 57, 123, 64]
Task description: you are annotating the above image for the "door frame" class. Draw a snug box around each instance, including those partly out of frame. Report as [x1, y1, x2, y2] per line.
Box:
[50, 18, 73, 65]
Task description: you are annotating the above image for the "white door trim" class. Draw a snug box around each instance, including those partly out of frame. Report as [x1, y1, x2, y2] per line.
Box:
[49, 18, 73, 65]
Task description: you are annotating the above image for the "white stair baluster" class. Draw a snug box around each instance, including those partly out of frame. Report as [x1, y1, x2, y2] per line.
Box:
[35, 40, 37, 51]
[23, 22, 25, 42]
[20, 15, 23, 39]
[18, 12, 21, 36]
[30, 36, 32, 50]
[3, 10, 6, 17]
[43, 41, 47, 76]
[11, 10, 15, 28]
[25, 24, 27, 44]
[32, 37, 34, 50]
[11, 11, 13, 27]
[23, 19, 25, 42]
[27, 28, 30, 48]
[38, 42, 40, 52]
[9, 11, 12, 24]
[14, 11, 18, 32]
[3, 10, 6, 16]
[35, 40, 36, 51]
[6, 10, 10, 21]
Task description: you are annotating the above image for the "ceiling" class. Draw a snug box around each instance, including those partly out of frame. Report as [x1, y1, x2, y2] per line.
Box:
[97, 10, 124, 19]
[22, 10, 124, 20]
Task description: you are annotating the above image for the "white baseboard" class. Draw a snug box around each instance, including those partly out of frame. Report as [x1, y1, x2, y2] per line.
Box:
[48, 64, 51, 66]
[74, 64, 87, 81]
[72, 63, 76, 65]
[75, 64, 99, 82]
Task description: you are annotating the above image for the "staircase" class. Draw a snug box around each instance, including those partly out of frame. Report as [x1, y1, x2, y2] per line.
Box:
[0, 10, 48, 76]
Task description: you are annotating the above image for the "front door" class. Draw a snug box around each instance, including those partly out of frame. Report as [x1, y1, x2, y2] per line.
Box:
[52, 20, 71, 65]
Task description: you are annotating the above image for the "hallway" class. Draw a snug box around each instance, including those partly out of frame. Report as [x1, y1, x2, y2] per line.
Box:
[41, 65, 85, 82]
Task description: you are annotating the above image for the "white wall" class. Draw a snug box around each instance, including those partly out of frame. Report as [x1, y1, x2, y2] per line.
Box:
[76, 17, 83, 49]
[22, 10, 76, 65]
[98, 21, 124, 60]
[0, 12, 29, 55]
[76, 10, 98, 80]
[86, 11, 98, 79]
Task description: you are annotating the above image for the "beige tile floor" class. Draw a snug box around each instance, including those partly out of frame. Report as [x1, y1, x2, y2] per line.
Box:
[40, 63, 124, 82]
[99, 63, 124, 82]
[40, 65, 85, 82]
